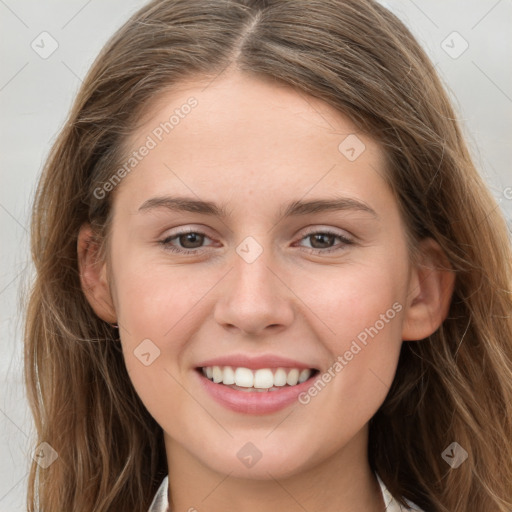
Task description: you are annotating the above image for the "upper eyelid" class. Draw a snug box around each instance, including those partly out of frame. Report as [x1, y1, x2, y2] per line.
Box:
[160, 226, 354, 246]
[161, 226, 215, 241]
[160, 225, 352, 238]
[300, 225, 353, 237]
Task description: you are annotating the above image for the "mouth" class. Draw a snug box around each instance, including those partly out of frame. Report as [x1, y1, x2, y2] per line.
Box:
[196, 366, 320, 392]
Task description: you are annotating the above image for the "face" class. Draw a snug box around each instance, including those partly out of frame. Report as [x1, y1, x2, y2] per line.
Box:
[100, 71, 417, 480]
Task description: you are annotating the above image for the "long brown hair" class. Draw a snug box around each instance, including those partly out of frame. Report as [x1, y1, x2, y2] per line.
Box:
[24, 0, 512, 510]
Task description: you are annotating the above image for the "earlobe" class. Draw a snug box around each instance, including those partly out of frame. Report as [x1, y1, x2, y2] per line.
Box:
[402, 238, 455, 341]
[77, 224, 117, 324]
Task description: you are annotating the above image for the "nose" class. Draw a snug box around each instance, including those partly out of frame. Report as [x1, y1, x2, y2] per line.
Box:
[213, 248, 295, 336]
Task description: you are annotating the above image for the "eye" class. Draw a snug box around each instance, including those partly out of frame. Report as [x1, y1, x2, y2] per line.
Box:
[159, 228, 213, 254]
[158, 227, 354, 256]
[296, 229, 354, 254]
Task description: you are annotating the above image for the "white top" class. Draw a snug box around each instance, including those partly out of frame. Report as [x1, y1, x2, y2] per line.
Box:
[148, 474, 424, 511]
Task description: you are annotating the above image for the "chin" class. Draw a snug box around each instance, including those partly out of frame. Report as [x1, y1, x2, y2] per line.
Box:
[201, 446, 314, 481]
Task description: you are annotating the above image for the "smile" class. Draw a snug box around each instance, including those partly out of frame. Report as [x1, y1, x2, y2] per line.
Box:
[196, 365, 320, 415]
[200, 366, 318, 391]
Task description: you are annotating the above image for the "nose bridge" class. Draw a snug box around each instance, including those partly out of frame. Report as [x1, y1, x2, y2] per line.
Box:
[234, 246, 276, 298]
[213, 238, 294, 334]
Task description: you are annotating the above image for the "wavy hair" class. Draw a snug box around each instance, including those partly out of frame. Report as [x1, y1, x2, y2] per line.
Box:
[24, 0, 512, 510]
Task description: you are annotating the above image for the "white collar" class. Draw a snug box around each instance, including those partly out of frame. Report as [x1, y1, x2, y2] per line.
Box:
[375, 473, 424, 511]
[148, 474, 424, 512]
[148, 475, 169, 512]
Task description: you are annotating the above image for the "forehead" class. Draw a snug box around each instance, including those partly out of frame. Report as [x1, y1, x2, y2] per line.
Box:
[114, 70, 391, 216]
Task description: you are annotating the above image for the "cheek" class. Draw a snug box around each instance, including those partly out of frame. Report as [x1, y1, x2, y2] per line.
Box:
[112, 247, 219, 341]
[293, 253, 406, 415]
[292, 253, 406, 352]
[110, 253, 221, 415]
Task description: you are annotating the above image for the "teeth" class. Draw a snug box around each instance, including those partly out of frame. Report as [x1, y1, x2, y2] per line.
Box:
[286, 368, 299, 386]
[254, 369, 273, 389]
[235, 367, 254, 387]
[201, 366, 314, 390]
[274, 368, 288, 386]
[222, 366, 235, 385]
[298, 369, 311, 383]
[212, 366, 223, 383]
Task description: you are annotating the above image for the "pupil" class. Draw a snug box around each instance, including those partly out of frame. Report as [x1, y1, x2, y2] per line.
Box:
[181, 233, 203, 248]
[312, 234, 334, 248]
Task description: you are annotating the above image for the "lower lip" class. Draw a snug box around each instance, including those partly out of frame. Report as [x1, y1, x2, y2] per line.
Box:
[196, 370, 318, 415]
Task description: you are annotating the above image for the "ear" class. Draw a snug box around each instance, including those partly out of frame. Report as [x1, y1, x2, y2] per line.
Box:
[77, 223, 117, 324]
[402, 237, 455, 341]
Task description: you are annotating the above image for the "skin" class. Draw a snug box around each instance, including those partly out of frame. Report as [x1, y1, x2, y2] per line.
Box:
[79, 70, 454, 512]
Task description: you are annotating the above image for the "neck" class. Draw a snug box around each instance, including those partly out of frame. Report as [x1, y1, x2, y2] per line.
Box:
[164, 426, 385, 512]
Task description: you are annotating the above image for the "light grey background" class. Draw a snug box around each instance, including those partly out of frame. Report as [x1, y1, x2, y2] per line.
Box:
[1, 1, 511, 509]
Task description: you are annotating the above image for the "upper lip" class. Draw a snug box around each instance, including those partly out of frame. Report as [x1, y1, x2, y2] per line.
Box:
[195, 354, 318, 371]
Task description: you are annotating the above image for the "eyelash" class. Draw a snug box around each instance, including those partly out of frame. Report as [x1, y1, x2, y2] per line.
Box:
[158, 228, 354, 255]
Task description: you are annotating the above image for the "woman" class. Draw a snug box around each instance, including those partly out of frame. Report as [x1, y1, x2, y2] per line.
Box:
[24, 0, 512, 510]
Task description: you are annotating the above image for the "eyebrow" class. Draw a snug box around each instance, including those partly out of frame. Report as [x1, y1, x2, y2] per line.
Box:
[137, 195, 378, 219]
